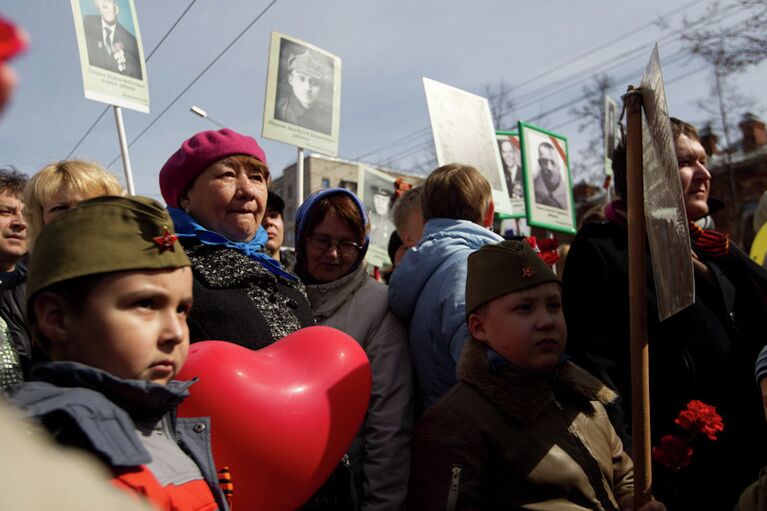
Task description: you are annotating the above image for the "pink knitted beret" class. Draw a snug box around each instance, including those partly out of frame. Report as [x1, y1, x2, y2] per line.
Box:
[159, 128, 267, 208]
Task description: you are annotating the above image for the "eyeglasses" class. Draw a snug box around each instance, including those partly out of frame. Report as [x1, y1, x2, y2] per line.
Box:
[306, 236, 362, 256]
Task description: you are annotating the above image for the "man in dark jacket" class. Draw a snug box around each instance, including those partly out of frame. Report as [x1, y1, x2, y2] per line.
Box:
[83, 0, 142, 79]
[563, 118, 767, 510]
[0, 167, 27, 388]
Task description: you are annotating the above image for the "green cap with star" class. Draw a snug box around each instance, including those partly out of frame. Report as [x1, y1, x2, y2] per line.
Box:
[465, 239, 559, 320]
[26, 195, 190, 306]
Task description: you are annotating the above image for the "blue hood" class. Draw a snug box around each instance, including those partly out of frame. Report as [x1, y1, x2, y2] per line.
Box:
[389, 218, 503, 322]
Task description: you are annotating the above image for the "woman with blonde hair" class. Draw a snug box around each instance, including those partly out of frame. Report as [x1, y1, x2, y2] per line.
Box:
[0, 160, 124, 379]
[24, 159, 124, 250]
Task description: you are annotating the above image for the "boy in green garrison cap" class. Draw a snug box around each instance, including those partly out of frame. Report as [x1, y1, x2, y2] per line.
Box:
[7, 196, 230, 511]
[408, 239, 665, 511]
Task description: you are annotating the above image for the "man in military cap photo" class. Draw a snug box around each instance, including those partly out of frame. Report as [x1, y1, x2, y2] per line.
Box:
[275, 48, 332, 134]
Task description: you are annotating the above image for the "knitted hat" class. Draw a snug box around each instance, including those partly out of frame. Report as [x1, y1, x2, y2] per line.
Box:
[756, 345, 767, 384]
[465, 240, 559, 319]
[159, 128, 267, 208]
[27, 196, 190, 308]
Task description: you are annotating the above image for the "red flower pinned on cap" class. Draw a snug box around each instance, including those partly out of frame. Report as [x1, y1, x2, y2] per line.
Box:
[153, 226, 178, 251]
[521, 266, 534, 279]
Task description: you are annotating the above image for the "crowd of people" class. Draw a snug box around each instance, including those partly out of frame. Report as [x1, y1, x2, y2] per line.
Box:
[2, 14, 767, 511]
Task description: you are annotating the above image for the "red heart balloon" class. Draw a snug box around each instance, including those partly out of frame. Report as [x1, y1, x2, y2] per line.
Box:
[177, 326, 372, 511]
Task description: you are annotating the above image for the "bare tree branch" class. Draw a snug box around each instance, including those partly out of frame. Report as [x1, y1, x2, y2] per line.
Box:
[482, 79, 516, 131]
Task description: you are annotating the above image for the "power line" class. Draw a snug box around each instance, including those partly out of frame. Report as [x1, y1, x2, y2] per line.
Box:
[366, 2, 748, 169]
[510, 0, 705, 95]
[66, 0, 199, 159]
[108, 0, 281, 168]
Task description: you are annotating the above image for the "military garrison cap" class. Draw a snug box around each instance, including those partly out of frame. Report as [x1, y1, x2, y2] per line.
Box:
[27, 195, 190, 304]
[465, 240, 559, 319]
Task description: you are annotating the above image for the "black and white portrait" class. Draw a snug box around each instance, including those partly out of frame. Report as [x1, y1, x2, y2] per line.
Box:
[363, 170, 395, 252]
[274, 40, 333, 135]
[496, 134, 523, 200]
[519, 122, 575, 234]
[532, 140, 568, 210]
[81, 0, 142, 79]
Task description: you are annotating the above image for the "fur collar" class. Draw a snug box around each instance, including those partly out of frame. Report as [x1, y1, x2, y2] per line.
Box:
[458, 340, 617, 425]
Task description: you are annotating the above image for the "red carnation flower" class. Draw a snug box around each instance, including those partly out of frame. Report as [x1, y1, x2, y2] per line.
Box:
[652, 434, 694, 471]
[674, 400, 724, 441]
[525, 236, 560, 266]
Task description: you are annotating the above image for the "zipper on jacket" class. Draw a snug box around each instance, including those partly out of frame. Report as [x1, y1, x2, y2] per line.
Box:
[446, 464, 462, 511]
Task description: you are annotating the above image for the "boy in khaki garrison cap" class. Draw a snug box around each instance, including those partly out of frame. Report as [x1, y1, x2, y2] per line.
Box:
[408, 240, 666, 511]
[7, 196, 230, 511]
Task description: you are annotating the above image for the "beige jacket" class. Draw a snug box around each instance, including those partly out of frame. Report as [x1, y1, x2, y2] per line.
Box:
[305, 264, 414, 511]
[409, 340, 634, 511]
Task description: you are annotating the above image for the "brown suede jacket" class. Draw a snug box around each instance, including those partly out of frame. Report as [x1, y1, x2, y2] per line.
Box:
[408, 340, 634, 511]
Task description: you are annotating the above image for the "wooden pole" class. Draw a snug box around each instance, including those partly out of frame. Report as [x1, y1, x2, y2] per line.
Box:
[625, 86, 652, 508]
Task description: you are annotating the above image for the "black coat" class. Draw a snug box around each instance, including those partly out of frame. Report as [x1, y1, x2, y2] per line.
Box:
[562, 220, 767, 510]
[183, 242, 314, 349]
[83, 15, 142, 80]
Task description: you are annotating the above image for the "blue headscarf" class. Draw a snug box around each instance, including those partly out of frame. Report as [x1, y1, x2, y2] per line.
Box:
[168, 207, 296, 281]
[294, 188, 370, 282]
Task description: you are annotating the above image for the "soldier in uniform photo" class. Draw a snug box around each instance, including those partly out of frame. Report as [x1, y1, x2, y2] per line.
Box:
[367, 183, 394, 251]
[82, 0, 142, 79]
[533, 141, 568, 209]
[498, 137, 523, 199]
[275, 48, 332, 135]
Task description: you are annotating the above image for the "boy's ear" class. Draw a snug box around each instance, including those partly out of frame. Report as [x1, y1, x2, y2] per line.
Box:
[34, 293, 70, 358]
[482, 200, 495, 228]
[468, 313, 489, 344]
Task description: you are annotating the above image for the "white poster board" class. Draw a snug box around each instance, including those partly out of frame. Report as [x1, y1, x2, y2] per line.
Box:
[262, 31, 341, 157]
[423, 78, 512, 215]
[70, 0, 149, 113]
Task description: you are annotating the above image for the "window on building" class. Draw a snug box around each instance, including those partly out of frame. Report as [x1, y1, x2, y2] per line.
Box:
[321, 178, 330, 189]
[287, 185, 293, 199]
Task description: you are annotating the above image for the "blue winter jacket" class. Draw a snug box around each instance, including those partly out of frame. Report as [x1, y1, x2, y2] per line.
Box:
[388, 218, 503, 407]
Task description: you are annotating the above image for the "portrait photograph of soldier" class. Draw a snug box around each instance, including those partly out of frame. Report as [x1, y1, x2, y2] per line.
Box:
[519, 122, 576, 233]
[359, 166, 396, 267]
[495, 131, 529, 219]
[80, 0, 142, 80]
[274, 39, 333, 135]
[262, 32, 341, 156]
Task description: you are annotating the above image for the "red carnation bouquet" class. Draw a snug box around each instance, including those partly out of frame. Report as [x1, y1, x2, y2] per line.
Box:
[526, 236, 560, 267]
[652, 400, 724, 471]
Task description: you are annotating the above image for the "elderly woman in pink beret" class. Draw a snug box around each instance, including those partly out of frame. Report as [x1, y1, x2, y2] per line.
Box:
[160, 129, 356, 509]
[159, 129, 314, 349]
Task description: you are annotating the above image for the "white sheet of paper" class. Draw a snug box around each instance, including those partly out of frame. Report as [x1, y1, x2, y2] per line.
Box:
[423, 77, 512, 215]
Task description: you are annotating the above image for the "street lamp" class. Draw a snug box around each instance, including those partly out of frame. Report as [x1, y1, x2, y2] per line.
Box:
[190, 105, 226, 129]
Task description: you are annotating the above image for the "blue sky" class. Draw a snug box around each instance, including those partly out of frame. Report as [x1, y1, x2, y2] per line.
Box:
[1, 0, 765, 201]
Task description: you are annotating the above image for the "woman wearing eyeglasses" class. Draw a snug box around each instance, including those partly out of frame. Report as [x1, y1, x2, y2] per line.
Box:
[295, 188, 414, 511]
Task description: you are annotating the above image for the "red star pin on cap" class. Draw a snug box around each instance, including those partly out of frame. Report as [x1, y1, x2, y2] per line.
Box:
[521, 266, 535, 279]
[153, 226, 178, 251]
